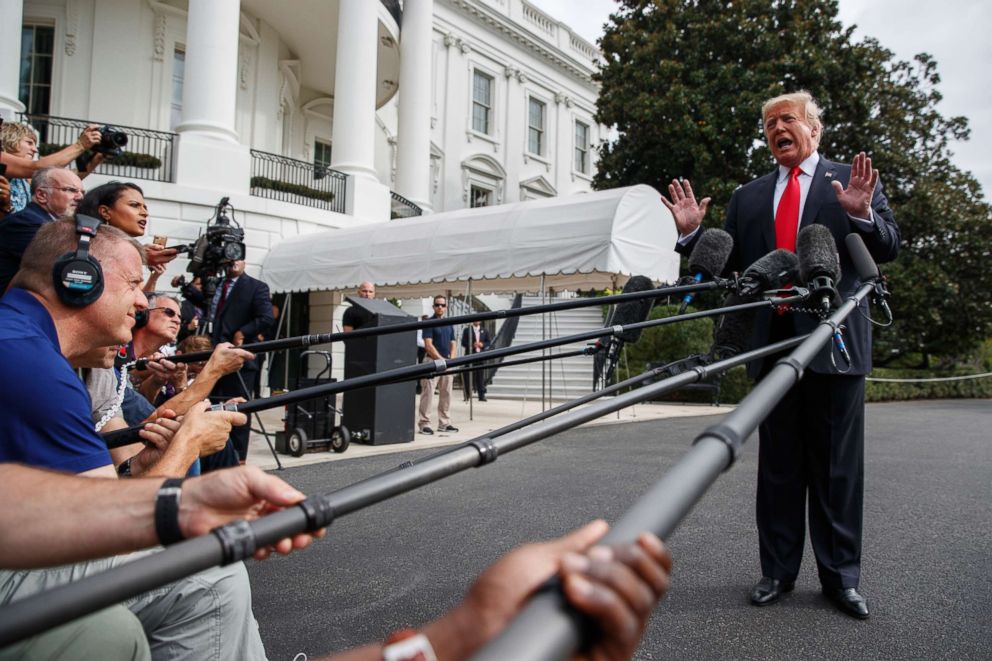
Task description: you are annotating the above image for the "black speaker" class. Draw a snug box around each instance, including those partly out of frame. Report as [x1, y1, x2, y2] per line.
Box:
[342, 297, 417, 445]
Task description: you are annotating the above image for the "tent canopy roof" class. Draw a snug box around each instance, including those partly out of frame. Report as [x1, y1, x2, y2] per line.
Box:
[261, 185, 679, 297]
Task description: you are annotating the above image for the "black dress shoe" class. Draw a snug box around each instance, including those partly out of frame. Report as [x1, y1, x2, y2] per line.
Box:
[823, 587, 869, 619]
[420, 426, 434, 435]
[749, 577, 795, 606]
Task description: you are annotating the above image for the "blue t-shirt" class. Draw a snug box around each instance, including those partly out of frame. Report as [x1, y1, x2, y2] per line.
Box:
[0, 289, 113, 473]
[422, 318, 456, 358]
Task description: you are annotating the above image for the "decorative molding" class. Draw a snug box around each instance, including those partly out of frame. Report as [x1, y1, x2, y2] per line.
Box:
[239, 50, 251, 90]
[443, 32, 457, 49]
[503, 65, 518, 79]
[461, 153, 506, 204]
[152, 13, 167, 61]
[64, 0, 79, 56]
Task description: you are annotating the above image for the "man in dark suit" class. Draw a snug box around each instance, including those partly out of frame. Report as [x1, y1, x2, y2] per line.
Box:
[204, 259, 274, 462]
[0, 167, 84, 292]
[663, 91, 899, 619]
[460, 320, 492, 401]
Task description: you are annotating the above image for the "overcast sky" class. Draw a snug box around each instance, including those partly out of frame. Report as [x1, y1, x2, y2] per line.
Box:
[528, 0, 991, 198]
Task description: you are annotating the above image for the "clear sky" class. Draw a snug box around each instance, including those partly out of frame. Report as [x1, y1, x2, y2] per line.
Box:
[528, 0, 991, 198]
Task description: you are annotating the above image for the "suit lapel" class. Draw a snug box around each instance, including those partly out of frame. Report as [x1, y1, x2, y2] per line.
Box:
[800, 157, 837, 231]
[754, 172, 778, 255]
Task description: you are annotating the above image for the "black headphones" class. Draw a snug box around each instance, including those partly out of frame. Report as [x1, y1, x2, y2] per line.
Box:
[134, 308, 149, 329]
[52, 214, 105, 307]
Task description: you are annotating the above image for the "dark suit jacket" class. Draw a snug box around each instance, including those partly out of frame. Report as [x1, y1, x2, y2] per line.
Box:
[210, 274, 274, 369]
[0, 202, 54, 293]
[682, 156, 900, 376]
[461, 325, 492, 354]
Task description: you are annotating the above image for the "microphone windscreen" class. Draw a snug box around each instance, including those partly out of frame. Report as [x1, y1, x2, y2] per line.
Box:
[711, 293, 756, 360]
[610, 275, 656, 343]
[845, 233, 879, 281]
[688, 228, 734, 278]
[738, 249, 800, 298]
[797, 224, 840, 285]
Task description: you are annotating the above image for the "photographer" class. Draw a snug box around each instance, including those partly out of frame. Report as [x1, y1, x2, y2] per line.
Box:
[0, 122, 102, 215]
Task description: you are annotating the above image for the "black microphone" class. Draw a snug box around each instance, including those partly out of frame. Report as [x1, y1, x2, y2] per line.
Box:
[737, 249, 800, 299]
[709, 293, 757, 361]
[845, 232, 892, 324]
[599, 275, 656, 386]
[679, 228, 734, 313]
[797, 224, 842, 313]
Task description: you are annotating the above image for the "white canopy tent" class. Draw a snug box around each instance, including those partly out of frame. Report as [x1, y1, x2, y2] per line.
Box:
[261, 184, 680, 297]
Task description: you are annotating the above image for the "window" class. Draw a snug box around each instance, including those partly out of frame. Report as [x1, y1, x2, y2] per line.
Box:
[19, 25, 55, 115]
[170, 48, 186, 130]
[574, 121, 590, 174]
[314, 140, 333, 168]
[470, 185, 492, 208]
[472, 71, 494, 135]
[528, 97, 546, 156]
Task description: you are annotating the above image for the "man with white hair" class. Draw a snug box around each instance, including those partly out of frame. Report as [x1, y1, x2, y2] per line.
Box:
[663, 90, 900, 619]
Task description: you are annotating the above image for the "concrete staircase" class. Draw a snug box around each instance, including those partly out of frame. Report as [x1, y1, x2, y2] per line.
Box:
[486, 296, 604, 400]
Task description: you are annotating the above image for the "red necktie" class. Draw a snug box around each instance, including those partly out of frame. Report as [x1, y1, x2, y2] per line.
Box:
[775, 166, 802, 252]
[217, 278, 232, 316]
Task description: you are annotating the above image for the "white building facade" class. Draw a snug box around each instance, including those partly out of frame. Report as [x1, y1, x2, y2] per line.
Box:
[1, 0, 605, 377]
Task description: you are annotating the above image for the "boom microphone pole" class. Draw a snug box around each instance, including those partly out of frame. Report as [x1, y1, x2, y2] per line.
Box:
[0, 333, 811, 647]
[105, 293, 806, 449]
[142, 277, 736, 369]
[472, 234, 884, 661]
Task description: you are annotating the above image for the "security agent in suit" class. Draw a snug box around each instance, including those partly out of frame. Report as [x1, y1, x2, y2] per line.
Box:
[200, 260, 274, 462]
[663, 91, 899, 619]
[460, 320, 492, 401]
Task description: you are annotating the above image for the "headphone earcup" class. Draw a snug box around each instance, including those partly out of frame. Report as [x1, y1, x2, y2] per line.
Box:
[52, 252, 104, 307]
[134, 309, 149, 329]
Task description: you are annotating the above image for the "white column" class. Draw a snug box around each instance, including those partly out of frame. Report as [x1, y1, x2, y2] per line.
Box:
[331, 0, 390, 221]
[174, 0, 250, 193]
[394, 0, 434, 212]
[176, 0, 240, 141]
[0, 0, 25, 118]
[330, 0, 378, 180]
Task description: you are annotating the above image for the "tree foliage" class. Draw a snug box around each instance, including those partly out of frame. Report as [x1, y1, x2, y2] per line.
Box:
[594, 0, 992, 365]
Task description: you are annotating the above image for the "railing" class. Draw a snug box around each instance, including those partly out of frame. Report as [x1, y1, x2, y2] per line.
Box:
[522, 1, 556, 37]
[390, 191, 423, 219]
[570, 34, 599, 61]
[481, 293, 524, 386]
[249, 150, 347, 214]
[19, 113, 176, 183]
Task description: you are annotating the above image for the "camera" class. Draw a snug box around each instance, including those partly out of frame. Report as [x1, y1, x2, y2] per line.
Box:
[75, 125, 129, 172]
[92, 125, 128, 156]
[170, 197, 246, 279]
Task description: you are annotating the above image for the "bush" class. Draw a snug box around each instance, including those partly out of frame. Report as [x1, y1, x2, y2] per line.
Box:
[250, 176, 335, 203]
[38, 143, 162, 169]
[865, 368, 992, 402]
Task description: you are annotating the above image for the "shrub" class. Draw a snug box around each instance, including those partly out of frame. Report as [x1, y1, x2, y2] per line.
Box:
[250, 176, 335, 203]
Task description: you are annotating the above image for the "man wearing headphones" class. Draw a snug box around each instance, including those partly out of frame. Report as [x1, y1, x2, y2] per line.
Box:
[0, 218, 270, 659]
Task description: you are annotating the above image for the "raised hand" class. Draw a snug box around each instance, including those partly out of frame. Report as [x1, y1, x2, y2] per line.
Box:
[831, 151, 879, 219]
[661, 179, 710, 236]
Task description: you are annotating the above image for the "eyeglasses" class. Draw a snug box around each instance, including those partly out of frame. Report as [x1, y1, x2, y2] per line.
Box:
[433, 302, 447, 307]
[44, 186, 84, 195]
[149, 307, 179, 318]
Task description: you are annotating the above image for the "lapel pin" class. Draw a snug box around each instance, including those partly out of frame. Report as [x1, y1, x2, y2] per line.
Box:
[824, 171, 834, 178]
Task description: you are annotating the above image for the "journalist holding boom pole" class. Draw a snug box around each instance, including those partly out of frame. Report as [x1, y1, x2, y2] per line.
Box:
[663, 90, 900, 619]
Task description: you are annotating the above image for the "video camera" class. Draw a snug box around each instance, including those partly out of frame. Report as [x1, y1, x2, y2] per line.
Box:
[168, 197, 246, 280]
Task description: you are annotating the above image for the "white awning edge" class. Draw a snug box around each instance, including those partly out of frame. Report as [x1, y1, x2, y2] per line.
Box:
[261, 184, 679, 296]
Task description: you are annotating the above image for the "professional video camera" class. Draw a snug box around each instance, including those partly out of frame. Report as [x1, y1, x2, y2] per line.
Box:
[168, 197, 246, 280]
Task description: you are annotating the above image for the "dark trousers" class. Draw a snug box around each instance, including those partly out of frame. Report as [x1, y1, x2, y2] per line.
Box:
[756, 370, 866, 590]
[210, 368, 257, 461]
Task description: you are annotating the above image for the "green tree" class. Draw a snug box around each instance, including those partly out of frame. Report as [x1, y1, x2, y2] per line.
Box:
[595, 0, 992, 366]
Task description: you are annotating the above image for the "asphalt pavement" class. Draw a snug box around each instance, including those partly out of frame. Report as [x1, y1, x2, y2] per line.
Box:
[247, 399, 991, 660]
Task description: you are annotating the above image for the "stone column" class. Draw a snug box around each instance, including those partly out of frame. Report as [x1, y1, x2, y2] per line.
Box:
[174, 0, 250, 193]
[394, 0, 434, 212]
[331, 0, 390, 220]
[0, 0, 25, 118]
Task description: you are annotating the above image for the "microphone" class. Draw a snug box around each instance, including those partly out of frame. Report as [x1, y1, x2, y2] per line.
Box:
[709, 293, 757, 360]
[797, 224, 842, 313]
[598, 275, 656, 387]
[845, 232, 892, 324]
[679, 228, 734, 313]
[737, 249, 800, 299]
